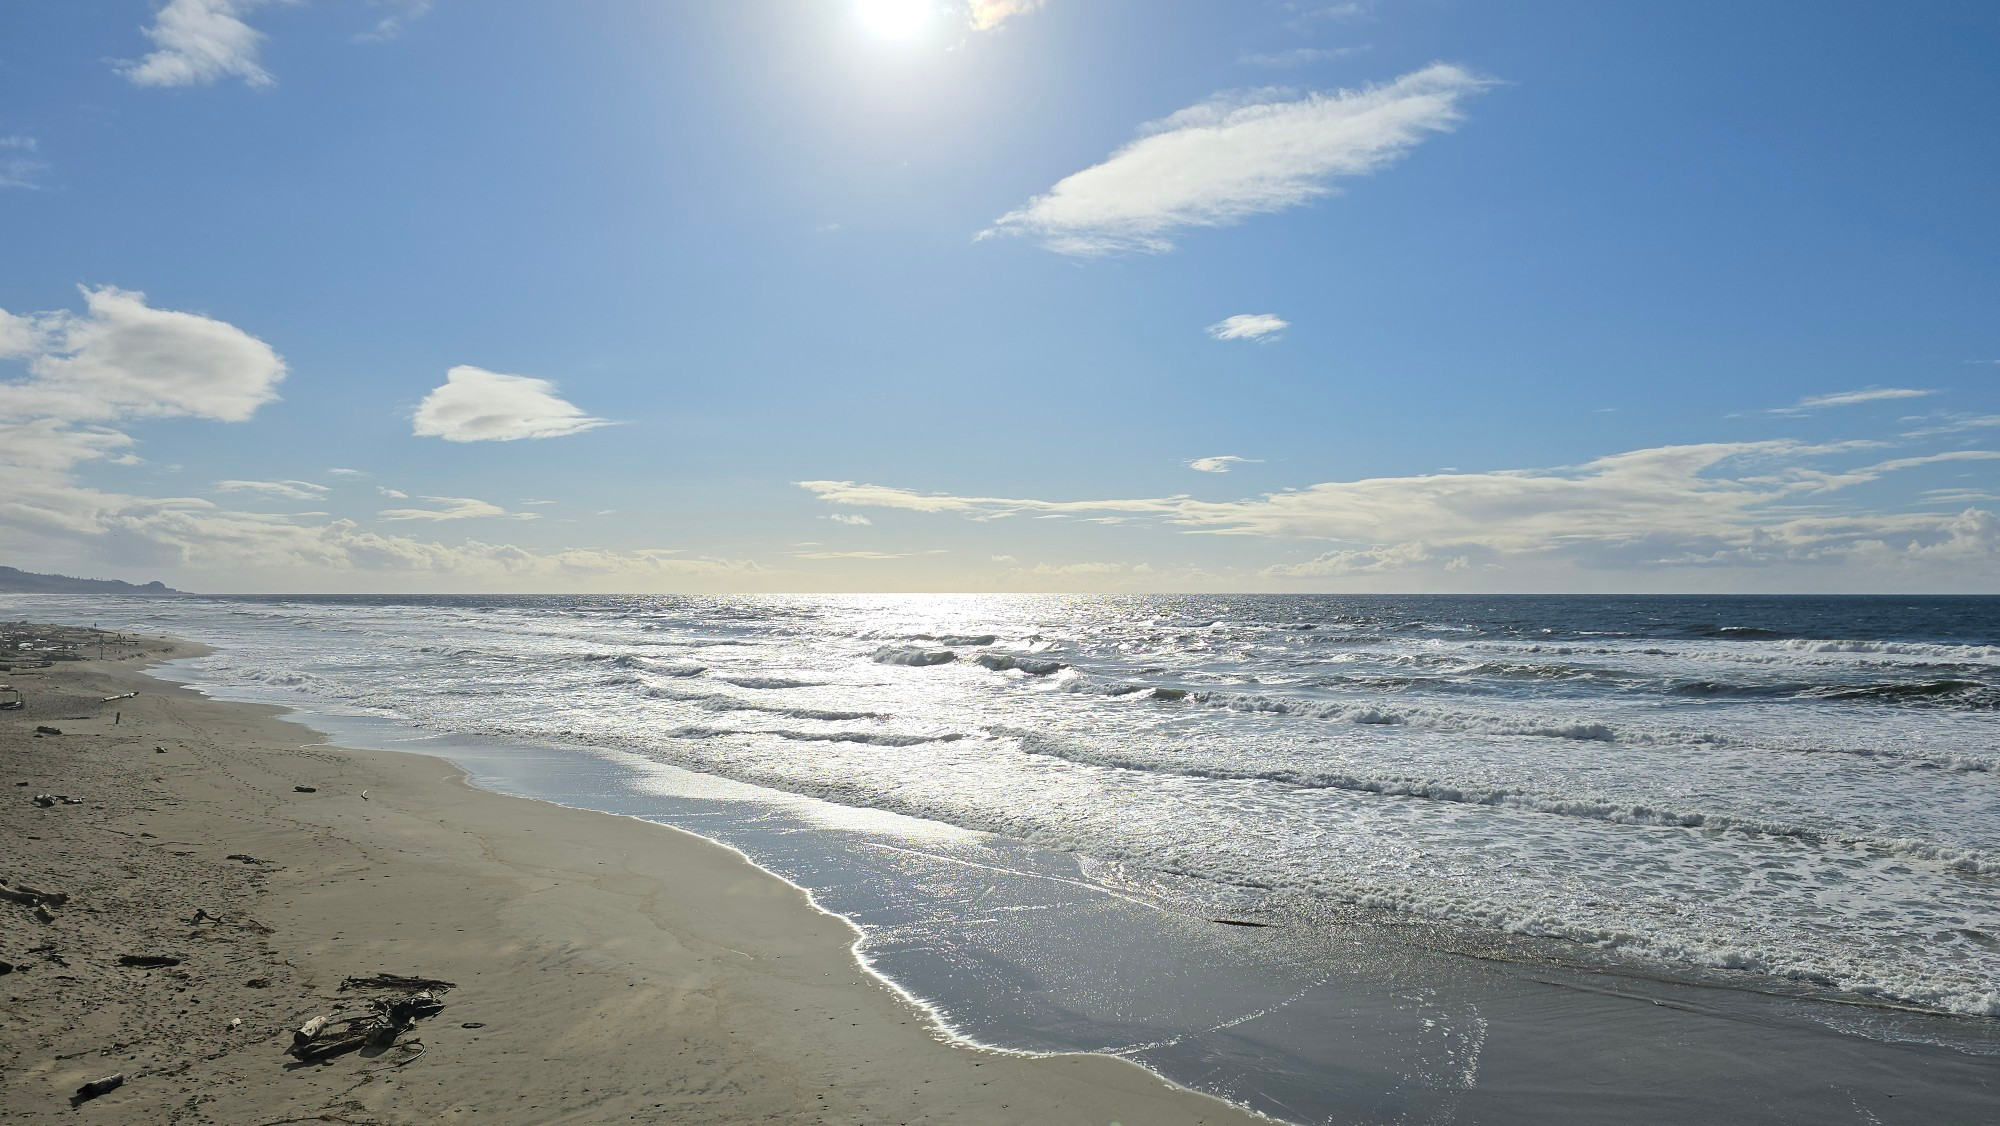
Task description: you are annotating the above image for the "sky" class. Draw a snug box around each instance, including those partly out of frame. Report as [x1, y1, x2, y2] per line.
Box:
[2, 0, 1997, 595]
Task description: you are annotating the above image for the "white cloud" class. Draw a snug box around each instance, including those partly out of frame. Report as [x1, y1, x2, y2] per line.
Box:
[801, 437, 2000, 581]
[983, 63, 1489, 254]
[826, 513, 873, 525]
[215, 478, 328, 500]
[1207, 314, 1289, 341]
[1187, 455, 1261, 473]
[1771, 387, 1935, 414]
[0, 293, 769, 592]
[1265, 541, 1443, 576]
[1901, 414, 2000, 439]
[968, 0, 1048, 31]
[0, 309, 47, 358]
[0, 286, 287, 423]
[121, 0, 275, 89]
[326, 467, 368, 478]
[376, 486, 409, 499]
[412, 365, 609, 443]
[0, 137, 48, 190]
[376, 496, 531, 522]
[521, 498, 559, 506]
[791, 550, 911, 560]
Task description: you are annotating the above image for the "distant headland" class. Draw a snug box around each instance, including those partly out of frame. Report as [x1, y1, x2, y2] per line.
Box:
[0, 566, 184, 596]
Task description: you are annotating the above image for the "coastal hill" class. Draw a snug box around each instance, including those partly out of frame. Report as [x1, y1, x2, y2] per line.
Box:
[0, 565, 184, 595]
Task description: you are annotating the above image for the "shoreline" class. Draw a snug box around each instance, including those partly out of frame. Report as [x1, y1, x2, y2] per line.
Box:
[1, 632, 1265, 1124]
[9, 615, 2000, 1124]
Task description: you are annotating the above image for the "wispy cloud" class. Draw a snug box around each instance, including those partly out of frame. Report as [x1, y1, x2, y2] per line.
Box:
[412, 365, 609, 442]
[376, 495, 536, 522]
[1186, 455, 1261, 473]
[968, 0, 1048, 31]
[0, 137, 49, 190]
[376, 486, 409, 499]
[1901, 414, 2000, 440]
[791, 549, 911, 560]
[826, 513, 873, 525]
[983, 63, 1489, 254]
[120, 0, 276, 89]
[1768, 387, 1936, 414]
[326, 467, 368, 478]
[801, 437, 2000, 577]
[1239, 46, 1369, 67]
[1207, 313, 1289, 342]
[215, 478, 328, 501]
[358, 0, 432, 42]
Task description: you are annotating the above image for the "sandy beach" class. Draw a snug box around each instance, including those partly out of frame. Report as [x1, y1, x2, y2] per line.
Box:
[0, 628, 1262, 1125]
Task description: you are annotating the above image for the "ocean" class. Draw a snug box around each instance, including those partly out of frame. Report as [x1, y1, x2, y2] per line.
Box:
[10, 592, 1998, 1119]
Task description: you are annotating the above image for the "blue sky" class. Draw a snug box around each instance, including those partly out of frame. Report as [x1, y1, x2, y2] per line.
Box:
[2, 0, 1996, 593]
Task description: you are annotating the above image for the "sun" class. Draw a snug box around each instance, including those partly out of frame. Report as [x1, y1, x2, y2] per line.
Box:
[856, 0, 933, 39]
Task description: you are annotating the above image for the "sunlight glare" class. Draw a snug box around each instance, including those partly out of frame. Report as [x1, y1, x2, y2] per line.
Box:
[857, 0, 933, 39]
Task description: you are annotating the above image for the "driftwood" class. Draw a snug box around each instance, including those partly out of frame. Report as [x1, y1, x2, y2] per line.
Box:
[292, 786, 317, 793]
[289, 976, 452, 1063]
[288, 994, 444, 1063]
[31, 794, 54, 808]
[117, 954, 183, 968]
[340, 973, 455, 992]
[72, 1073, 124, 1105]
[34, 725, 60, 735]
[0, 882, 67, 908]
[33, 903, 56, 924]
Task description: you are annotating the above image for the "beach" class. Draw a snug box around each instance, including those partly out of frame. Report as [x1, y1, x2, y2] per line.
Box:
[5, 600, 1999, 1126]
[0, 629, 1260, 1125]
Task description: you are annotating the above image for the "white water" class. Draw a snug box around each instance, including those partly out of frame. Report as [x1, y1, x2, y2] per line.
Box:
[11, 592, 1998, 1018]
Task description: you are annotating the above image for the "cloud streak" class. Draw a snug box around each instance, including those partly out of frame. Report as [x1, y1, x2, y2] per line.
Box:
[376, 496, 535, 522]
[983, 63, 1489, 254]
[1208, 314, 1289, 341]
[215, 479, 329, 501]
[801, 437, 2000, 580]
[967, 0, 1048, 31]
[1770, 387, 1935, 414]
[1186, 455, 1261, 473]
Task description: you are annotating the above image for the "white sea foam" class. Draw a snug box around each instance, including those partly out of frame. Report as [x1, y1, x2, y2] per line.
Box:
[873, 645, 958, 666]
[15, 591, 1998, 1018]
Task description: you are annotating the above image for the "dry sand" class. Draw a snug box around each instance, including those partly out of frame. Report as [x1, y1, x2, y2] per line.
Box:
[0, 629, 1263, 1125]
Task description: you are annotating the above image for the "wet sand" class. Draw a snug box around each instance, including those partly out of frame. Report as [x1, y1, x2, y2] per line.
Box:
[0, 630, 1260, 1125]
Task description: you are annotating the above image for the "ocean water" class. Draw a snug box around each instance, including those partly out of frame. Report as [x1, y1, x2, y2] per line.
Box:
[14, 592, 1996, 1027]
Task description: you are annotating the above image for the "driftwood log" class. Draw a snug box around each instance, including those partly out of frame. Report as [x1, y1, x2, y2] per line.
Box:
[289, 975, 452, 1063]
[72, 1074, 123, 1104]
[0, 882, 67, 908]
[340, 973, 455, 992]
